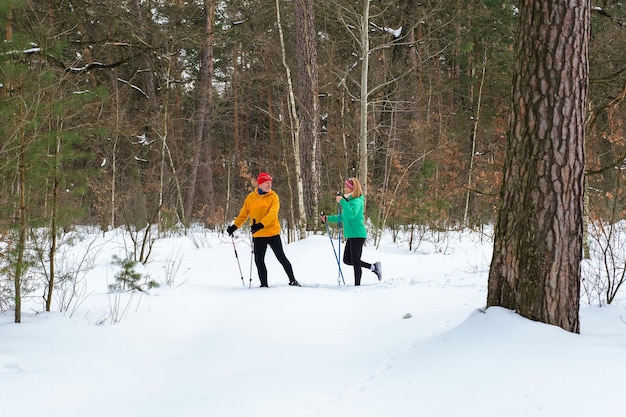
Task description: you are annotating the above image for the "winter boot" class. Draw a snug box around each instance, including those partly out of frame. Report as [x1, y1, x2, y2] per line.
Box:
[372, 262, 382, 281]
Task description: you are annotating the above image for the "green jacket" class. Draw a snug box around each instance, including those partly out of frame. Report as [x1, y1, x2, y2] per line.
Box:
[327, 194, 367, 238]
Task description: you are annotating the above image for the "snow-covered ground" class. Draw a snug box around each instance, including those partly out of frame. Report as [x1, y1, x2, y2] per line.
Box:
[1, 227, 625, 416]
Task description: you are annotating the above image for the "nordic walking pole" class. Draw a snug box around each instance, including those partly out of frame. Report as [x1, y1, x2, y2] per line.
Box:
[249, 219, 256, 289]
[321, 212, 345, 286]
[230, 236, 246, 286]
[336, 200, 345, 285]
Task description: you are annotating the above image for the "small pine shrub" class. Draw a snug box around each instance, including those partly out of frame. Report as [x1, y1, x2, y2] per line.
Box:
[108, 254, 159, 293]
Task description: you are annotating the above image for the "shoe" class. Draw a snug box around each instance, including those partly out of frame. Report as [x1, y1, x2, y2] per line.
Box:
[289, 280, 301, 287]
[373, 262, 382, 281]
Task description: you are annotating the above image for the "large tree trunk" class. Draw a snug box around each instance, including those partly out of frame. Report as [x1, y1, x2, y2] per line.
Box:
[200, 0, 216, 225]
[293, 0, 320, 229]
[487, 0, 590, 333]
[185, 0, 215, 223]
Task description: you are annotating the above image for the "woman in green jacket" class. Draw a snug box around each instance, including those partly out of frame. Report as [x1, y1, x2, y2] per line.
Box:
[321, 177, 382, 286]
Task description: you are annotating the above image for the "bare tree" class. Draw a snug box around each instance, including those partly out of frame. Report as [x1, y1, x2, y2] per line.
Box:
[275, 0, 306, 236]
[16, 106, 26, 324]
[358, 0, 370, 193]
[487, 0, 590, 333]
[335, 0, 373, 193]
[185, 0, 215, 224]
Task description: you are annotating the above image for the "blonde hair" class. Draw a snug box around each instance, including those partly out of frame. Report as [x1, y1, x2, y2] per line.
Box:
[348, 177, 363, 198]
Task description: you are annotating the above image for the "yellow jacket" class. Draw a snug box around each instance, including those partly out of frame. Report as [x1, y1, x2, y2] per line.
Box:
[233, 189, 281, 237]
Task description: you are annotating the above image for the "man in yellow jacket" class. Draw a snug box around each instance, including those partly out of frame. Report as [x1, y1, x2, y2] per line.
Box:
[227, 172, 300, 287]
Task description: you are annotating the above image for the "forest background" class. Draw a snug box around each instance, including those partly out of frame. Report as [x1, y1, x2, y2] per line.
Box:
[0, 1, 625, 314]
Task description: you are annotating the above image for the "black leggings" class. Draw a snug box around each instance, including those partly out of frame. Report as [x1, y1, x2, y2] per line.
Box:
[253, 235, 296, 286]
[343, 238, 372, 286]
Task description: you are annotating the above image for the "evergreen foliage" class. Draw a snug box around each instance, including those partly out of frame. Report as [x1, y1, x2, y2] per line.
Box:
[108, 254, 159, 293]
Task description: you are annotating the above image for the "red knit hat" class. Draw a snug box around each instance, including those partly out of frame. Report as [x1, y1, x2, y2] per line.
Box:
[257, 172, 273, 185]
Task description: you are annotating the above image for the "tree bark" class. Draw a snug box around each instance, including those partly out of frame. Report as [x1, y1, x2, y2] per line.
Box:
[487, 0, 590, 333]
[185, 0, 215, 223]
[293, 0, 320, 229]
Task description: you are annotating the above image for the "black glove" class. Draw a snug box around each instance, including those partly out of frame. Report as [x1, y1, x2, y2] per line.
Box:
[226, 224, 237, 236]
[250, 222, 264, 233]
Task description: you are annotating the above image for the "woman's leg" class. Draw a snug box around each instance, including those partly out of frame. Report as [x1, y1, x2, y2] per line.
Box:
[356, 247, 379, 280]
[346, 238, 366, 285]
[343, 238, 380, 282]
[343, 239, 353, 265]
[253, 237, 269, 287]
[268, 235, 297, 283]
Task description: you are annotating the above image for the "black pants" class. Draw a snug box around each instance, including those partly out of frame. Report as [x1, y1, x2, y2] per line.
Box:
[343, 238, 372, 286]
[253, 235, 296, 287]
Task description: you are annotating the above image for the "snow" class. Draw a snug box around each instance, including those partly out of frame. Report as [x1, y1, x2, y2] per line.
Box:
[1, 227, 625, 417]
